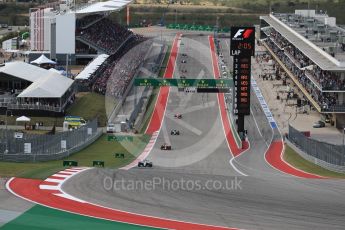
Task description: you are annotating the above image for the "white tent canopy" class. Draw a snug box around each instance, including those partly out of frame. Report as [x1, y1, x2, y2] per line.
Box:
[0, 62, 74, 98]
[17, 72, 74, 98]
[16, 116, 31, 122]
[30, 54, 56, 65]
[75, 54, 109, 80]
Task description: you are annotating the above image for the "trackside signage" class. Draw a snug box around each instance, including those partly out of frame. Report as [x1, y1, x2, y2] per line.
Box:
[230, 27, 255, 56]
[251, 79, 277, 128]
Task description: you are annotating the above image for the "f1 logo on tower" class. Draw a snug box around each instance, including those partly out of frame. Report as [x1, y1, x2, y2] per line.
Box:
[232, 29, 254, 40]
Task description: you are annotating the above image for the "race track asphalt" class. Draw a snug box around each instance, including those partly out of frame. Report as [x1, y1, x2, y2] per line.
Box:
[63, 35, 345, 230]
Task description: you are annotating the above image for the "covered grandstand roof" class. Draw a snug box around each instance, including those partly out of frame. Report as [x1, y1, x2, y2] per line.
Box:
[261, 15, 345, 71]
[75, 54, 109, 80]
[0, 62, 74, 98]
[76, 0, 133, 14]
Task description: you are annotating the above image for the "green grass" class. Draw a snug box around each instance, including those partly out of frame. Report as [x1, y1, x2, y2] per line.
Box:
[0, 115, 63, 128]
[66, 92, 107, 127]
[0, 134, 151, 179]
[0, 205, 160, 230]
[0, 92, 107, 128]
[284, 145, 345, 179]
[139, 87, 160, 133]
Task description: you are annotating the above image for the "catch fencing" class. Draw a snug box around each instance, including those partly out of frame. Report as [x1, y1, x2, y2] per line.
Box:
[0, 119, 102, 162]
[288, 125, 345, 171]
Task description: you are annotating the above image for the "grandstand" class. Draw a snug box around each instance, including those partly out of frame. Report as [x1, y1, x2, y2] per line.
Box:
[75, 34, 147, 96]
[260, 10, 345, 129]
[0, 0, 151, 117]
[29, 0, 134, 65]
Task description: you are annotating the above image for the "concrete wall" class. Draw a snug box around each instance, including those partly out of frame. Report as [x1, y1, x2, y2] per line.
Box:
[56, 13, 76, 55]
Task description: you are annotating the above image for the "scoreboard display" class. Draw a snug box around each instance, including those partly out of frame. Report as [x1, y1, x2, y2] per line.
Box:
[230, 27, 255, 57]
[230, 26, 255, 116]
[233, 56, 251, 115]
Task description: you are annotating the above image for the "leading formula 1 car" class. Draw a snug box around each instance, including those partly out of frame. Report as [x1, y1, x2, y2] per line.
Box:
[138, 160, 153, 167]
[171, 129, 180, 135]
[161, 143, 172, 150]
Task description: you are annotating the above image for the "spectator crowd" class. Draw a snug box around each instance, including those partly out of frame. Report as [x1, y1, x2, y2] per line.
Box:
[105, 39, 152, 98]
[76, 14, 104, 29]
[267, 29, 345, 91]
[77, 34, 150, 99]
[264, 28, 344, 111]
[75, 14, 151, 100]
[77, 18, 133, 54]
[265, 37, 338, 111]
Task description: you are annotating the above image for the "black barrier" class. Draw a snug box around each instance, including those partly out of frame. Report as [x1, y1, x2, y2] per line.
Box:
[63, 160, 78, 167]
[93, 161, 105, 167]
[115, 153, 125, 158]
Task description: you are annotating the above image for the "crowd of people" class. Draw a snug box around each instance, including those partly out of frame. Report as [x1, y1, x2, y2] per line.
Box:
[78, 18, 133, 54]
[75, 16, 150, 98]
[265, 38, 338, 111]
[86, 35, 148, 98]
[284, 45, 313, 69]
[105, 39, 152, 98]
[268, 28, 345, 91]
[306, 66, 345, 90]
[76, 14, 103, 29]
[269, 30, 289, 49]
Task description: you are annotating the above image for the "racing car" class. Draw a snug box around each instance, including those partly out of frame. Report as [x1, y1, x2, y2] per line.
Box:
[160, 143, 172, 150]
[181, 59, 187, 63]
[138, 159, 153, 167]
[171, 129, 180, 135]
[174, 113, 182, 119]
[182, 53, 188, 57]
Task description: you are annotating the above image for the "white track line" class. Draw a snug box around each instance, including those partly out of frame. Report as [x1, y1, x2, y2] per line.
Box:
[57, 171, 75, 175]
[51, 174, 70, 178]
[45, 178, 64, 183]
[39, 185, 59, 190]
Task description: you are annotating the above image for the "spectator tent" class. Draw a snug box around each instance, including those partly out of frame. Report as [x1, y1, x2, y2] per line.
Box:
[16, 116, 31, 122]
[30, 54, 56, 65]
[0, 62, 74, 113]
